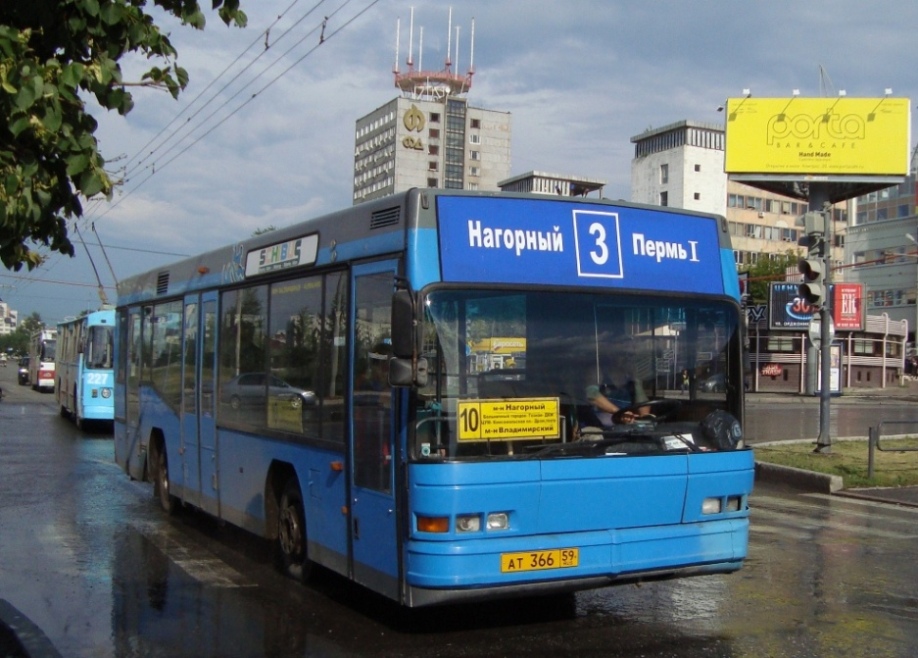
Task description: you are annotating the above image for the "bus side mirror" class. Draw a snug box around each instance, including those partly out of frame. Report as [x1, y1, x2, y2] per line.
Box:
[389, 357, 428, 387]
[390, 289, 428, 387]
[391, 290, 420, 358]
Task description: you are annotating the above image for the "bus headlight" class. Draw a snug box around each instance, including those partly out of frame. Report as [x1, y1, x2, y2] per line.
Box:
[702, 497, 722, 515]
[456, 514, 481, 533]
[487, 512, 509, 531]
[101, 388, 112, 399]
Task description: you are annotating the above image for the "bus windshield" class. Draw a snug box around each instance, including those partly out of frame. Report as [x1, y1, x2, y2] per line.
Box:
[412, 289, 742, 460]
[86, 325, 114, 369]
[40, 339, 56, 362]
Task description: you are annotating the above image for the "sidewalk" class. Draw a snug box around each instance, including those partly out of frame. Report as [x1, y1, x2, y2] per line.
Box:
[748, 378, 918, 405]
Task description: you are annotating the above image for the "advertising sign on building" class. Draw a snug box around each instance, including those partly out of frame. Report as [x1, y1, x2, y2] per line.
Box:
[832, 282, 866, 331]
[724, 97, 911, 176]
[768, 281, 865, 331]
[769, 282, 815, 330]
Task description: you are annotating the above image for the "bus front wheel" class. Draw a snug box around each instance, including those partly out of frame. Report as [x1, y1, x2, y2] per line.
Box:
[278, 479, 311, 582]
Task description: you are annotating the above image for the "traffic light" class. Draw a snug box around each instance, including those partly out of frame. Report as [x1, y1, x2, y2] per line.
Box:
[798, 257, 826, 307]
[797, 215, 827, 308]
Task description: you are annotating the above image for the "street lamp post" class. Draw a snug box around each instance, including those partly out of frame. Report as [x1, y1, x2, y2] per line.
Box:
[907, 232, 918, 351]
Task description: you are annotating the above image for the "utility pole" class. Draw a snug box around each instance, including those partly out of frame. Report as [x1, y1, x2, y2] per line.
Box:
[797, 191, 833, 453]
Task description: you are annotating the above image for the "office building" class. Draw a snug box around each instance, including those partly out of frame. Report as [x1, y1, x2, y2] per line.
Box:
[352, 11, 511, 204]
[629, 120, 847, 270]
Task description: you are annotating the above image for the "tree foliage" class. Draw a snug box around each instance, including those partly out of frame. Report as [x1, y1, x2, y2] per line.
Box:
[0, 0, 246, 271]
[740, 251, 799, 304]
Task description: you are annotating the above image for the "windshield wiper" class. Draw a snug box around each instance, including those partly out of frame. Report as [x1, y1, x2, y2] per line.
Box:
[522, 431, 666, 459]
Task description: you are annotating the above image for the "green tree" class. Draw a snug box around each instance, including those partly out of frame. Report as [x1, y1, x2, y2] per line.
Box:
[0, 0, 247, 271]
[19, 310, 42, 334]
[740, 251, 799, 304]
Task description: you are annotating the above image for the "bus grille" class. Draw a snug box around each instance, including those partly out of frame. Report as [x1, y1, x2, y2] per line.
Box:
[370, 207, 400, 230]
[156, 272, 169, 294]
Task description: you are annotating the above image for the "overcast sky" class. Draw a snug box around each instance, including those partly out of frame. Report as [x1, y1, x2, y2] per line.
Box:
[4, 0, 918, 325]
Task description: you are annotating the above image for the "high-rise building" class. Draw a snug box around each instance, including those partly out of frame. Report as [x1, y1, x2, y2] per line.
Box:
[352, 9, 511, 205]
[844, 175, 918, 338]
[629, 120, 846, 270]
[0, 298, 17, 336]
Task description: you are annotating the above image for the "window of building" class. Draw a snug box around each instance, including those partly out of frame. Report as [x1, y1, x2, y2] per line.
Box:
[693, 192, 700, 201]
[470, 118, 480, 129]
[427, 177, 438, 187]
[428, 161, 438, 171]
[469, 166, 480, 176]
[469, 150, 480, 161]
[659, 191, 668, 206]
[430, 112, 440, 123]
[660, 164, 669, 184]
[429, 128, 440, 138]
[898, 204, 911, 218]
[469, 133, 481, 144]
[428, 144, 439, 156]
[767, 336, 795, 352]
[467, 182, 479, 190]
[694, 164, 701, 172]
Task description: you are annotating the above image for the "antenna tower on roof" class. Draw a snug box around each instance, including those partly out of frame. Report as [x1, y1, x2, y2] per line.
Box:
[393, 7, 475, 100]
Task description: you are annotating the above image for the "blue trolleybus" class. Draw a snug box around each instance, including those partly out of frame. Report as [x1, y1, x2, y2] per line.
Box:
[57, 309, 116, 428]
[114, 190, 754, 607]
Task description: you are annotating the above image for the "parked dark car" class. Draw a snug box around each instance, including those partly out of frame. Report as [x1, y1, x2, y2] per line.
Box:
[700, 373, 726, 393]
[220, 373, 315, 410]
[17, 356, 30, 386]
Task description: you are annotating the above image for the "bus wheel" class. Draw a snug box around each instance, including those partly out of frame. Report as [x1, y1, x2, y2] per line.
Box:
[278, 480, 311, 582]
[153, 443, 176, 515]
[73, 389, 82, 430]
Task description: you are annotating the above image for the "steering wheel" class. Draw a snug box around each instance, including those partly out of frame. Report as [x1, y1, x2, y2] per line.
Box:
[613, 398, 681, 424]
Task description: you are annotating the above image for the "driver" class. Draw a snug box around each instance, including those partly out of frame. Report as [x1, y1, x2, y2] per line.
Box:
[578, 348, 650, 433]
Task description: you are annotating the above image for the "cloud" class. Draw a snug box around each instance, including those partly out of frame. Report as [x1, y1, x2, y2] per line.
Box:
[7, 0, 918, 324]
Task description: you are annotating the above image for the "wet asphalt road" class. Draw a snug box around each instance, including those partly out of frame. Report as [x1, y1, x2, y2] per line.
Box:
[2, 366, 918, 657]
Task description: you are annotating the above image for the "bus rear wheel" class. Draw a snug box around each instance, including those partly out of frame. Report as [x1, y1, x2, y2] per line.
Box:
[153, 442, 177, 515]
[277, 479, 312, 582]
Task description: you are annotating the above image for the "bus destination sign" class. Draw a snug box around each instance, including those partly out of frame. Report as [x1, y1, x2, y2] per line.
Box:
[245, 234, 319, 277]
[457, 397, 560, 442]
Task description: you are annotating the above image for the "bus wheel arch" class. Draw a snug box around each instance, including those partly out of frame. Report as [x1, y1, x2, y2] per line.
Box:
[150, 429, 178, 515]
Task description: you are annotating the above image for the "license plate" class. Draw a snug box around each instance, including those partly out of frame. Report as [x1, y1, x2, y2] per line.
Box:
[500, 548, 579, 573]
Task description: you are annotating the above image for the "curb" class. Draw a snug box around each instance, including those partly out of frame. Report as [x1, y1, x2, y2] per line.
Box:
[755, 461, 844, 493]
[0, 599, 61, 658]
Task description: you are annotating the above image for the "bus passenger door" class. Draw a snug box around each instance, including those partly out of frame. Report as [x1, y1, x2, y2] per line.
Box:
[180, 295, 201, 508]
[198, 292, 219, 516]
[349, 263, 399, 597]
[180, 292, 219, 514]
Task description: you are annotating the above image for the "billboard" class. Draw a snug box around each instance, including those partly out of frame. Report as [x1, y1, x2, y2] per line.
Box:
[832, 283, 866, 331]
[725, 97, 911, 176]
[768, 281, 865, 331]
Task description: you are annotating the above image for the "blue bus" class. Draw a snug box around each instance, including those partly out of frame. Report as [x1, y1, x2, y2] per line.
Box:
[57, 309, 115, 428]
[114, 190, 753, 607]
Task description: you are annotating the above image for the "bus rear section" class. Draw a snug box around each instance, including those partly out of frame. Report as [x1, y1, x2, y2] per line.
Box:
[30, 329, 57, 392]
